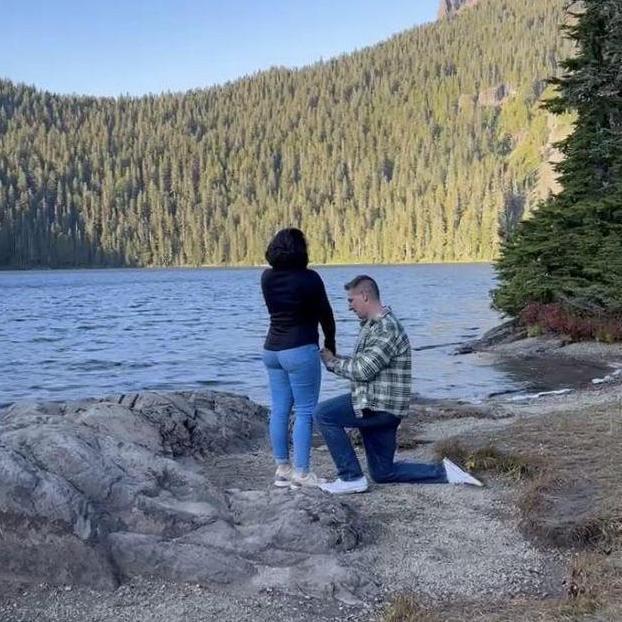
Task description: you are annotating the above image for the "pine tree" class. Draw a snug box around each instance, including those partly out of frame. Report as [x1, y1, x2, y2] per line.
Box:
[493, 0, 622, 322]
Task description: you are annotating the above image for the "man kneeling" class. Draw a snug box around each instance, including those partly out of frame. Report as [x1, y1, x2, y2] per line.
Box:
[317, 275, 482, 495]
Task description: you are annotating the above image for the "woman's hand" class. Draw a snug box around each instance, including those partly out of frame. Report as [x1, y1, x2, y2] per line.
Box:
[320, 348, 336, 369]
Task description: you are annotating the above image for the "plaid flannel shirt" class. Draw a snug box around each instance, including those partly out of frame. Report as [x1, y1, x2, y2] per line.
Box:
[329, 308, 412, 417]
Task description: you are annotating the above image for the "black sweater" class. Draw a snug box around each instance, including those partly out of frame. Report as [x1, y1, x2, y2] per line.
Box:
[261, 268, 336, 353]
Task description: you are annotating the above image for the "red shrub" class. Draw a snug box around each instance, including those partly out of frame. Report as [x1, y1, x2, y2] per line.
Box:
[519, 303, 622, 342]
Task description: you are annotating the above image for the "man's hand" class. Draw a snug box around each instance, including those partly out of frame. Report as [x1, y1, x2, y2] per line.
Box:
[320, 348, 336, 369]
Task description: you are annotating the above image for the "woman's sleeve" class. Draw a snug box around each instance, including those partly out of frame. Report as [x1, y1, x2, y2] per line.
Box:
[260, 269, 270, 305]
[317, 277, 336, 354]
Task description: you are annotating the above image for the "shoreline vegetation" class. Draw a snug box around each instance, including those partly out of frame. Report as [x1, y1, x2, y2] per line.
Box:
[0, 258, 495, 272]
[1, 333, 621, 622]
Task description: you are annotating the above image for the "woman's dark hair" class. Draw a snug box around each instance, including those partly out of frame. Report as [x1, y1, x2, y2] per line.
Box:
[265, 228, 309, 269]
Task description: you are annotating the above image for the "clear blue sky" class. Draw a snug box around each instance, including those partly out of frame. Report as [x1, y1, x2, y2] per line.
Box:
[2, 0, 439, 97]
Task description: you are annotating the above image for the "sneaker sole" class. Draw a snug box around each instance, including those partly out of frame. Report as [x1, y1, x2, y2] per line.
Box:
[274, 480, 291, 488]
[321, 485, 369, 495]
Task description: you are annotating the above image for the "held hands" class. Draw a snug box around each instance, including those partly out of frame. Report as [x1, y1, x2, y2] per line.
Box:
[320, 348, 336, 369]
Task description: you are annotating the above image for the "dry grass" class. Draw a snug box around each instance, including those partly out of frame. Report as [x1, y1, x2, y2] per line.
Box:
[434, 404, 622, 552]
[381, 401, 622, 622]
[556, 551, 622, 620]
[380, 553, 622, 622]
[381, 595, 442, 622]
[488, 404, 622, 616]
[505, 407, 621, 552]
[434, 439, 541, 481]
[562, 553, 606, 614]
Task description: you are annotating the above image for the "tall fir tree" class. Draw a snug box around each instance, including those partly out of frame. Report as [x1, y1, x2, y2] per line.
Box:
[493, 0, 622, 319]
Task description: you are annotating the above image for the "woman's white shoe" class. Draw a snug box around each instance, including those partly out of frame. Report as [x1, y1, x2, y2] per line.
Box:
[274, 464, 293, 488]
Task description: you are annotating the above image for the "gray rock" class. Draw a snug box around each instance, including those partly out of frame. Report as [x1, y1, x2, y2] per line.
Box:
[438, 0, 480, 19]
[454, 319, 526, 354]
[0, 391, 372, 602]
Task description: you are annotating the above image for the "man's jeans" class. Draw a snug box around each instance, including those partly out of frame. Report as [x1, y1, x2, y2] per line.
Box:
[314, 393, 447, 483]
[263, 344, 321, 472]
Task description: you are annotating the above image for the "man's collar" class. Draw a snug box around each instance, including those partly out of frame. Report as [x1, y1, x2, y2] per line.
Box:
[360, 306, 391, 326]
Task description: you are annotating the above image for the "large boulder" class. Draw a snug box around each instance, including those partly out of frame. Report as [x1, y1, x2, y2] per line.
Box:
[0, 391, 372, 602]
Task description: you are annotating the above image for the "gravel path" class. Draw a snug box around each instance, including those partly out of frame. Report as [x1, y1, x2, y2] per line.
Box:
[0, 581, 371, 622]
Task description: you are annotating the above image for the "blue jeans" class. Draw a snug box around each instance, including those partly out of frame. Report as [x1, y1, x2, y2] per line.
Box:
[314, 393, 448, 483]
[262, 344, 321, 472]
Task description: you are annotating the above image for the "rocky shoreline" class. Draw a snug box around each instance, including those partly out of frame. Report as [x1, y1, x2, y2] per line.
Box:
[1, 338, 621, 621]
[456, 318, 622, 364]
[456, 321, 622, 399]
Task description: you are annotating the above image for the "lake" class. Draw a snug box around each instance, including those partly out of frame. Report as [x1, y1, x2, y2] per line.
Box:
[0, 264, 554, 408]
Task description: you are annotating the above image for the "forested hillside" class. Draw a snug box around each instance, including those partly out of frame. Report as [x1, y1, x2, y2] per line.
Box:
[0, 0, 572, 268]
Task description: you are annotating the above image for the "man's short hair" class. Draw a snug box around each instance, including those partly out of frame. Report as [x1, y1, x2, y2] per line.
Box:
[344, 275, 380, 300]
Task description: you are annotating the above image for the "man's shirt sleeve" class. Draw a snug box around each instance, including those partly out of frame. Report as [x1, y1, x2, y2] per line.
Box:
[330, 328, 395, 381]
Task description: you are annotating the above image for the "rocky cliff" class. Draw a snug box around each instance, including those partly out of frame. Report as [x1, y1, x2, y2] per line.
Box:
[438, 0, 481, 19]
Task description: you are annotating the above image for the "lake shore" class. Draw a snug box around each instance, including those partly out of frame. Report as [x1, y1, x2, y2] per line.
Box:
[456, 321, 622, 398]
[1, 342, 621, 621]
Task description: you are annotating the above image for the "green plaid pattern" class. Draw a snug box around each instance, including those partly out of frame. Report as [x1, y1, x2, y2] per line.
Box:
[330, 309, 412, 417]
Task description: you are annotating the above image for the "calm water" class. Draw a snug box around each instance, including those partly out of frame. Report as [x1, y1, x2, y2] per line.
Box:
[0, 264, 550, 408]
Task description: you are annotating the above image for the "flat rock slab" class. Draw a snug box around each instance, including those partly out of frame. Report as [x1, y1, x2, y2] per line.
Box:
[0, 391, 373, 603]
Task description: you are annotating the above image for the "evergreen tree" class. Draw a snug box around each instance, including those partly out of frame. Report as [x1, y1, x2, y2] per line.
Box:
[493, 0, 622, 321]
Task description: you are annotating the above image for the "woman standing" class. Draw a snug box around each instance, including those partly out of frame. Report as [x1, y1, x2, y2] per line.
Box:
[261, 228, 336, 488]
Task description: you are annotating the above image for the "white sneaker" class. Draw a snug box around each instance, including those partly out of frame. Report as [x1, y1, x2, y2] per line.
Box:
[319, 476, 369, 495]
[443, 458, 483, 487]
[274, 464, 293, 488]
[290, 471, 326, 489]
